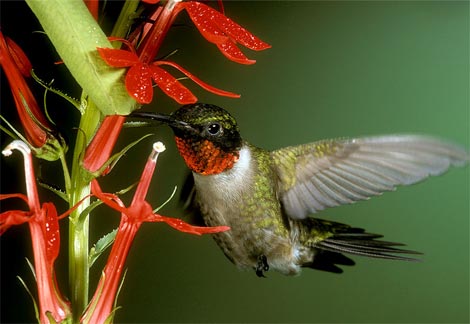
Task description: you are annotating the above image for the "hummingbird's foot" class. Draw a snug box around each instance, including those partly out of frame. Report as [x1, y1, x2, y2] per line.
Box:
[255, 254, 269, 277]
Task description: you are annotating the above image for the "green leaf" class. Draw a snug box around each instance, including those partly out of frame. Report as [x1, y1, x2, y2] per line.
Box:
[45, 312, 59, 324]
[89, 229, 118, 268]
[77, 198, 103, 226]
[37, 180, 68, 202]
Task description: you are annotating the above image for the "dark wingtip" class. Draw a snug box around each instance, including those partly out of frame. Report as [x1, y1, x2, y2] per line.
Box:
[305, 251, 355, 274]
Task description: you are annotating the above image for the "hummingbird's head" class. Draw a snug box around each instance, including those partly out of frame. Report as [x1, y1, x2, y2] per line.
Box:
[132, 103, 243, 175]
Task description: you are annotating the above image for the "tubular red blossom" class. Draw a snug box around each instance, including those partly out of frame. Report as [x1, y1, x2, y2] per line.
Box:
[82, 115, 126, 173]
[4, 37, 32, 77]
[83, 143, 229, 323]
[179, 1, 271, 64]
[1, 141, 71, 323]
[0, 32, 53, 148]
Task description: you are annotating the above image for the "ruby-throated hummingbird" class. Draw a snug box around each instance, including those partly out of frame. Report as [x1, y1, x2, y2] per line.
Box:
[132, 103, 468, 277]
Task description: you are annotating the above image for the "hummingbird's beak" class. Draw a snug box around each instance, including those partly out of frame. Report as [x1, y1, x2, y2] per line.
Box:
[130, 111, 190, 130]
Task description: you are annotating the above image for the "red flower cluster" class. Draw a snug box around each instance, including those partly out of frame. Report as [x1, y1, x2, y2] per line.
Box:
[97, 45, 240, 104]
[97, 1, 270, 104]
[2, 1, 270, 322]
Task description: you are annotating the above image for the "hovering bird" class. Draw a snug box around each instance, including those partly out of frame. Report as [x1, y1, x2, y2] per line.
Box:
[132, 103, 468, 277]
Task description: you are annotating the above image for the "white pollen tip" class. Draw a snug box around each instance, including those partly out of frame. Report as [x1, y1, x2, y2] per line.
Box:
[2, 140, 31, 157]
[153, 141, 166, 153]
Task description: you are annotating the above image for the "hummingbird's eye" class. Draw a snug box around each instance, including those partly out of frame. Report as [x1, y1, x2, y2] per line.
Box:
[206, 122, 222, 136]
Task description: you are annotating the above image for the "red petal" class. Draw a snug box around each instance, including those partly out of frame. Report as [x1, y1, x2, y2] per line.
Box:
[205, 2, 271, 51]
[155, 61, 240, 98]
[0, 193, 29, 203]
[182, 2, 271, 51]
[150, 214, 230, 235]
[149, 65, 197, 104]
[5, 37, 33, 77]
[97, 47, 139, 67]
[0, 210, 32, 234]
[91, 179, 128, 214]
[42, 203, 60, 263]
[125, 64, 154, 104]
[217, 39, 256, 65]
[181, 2, 229, 45]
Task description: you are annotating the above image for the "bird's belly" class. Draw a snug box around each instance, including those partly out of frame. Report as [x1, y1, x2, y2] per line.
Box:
[192, 147, 306, 275]
[197, 192, 304, 275]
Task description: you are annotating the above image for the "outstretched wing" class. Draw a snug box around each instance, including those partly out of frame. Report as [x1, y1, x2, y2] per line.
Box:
[271, 135, 468, 219]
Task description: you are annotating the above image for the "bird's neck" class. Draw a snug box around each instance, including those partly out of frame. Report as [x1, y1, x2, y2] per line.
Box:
[175, 136, 241, 175]
[192, 144, 255, 205]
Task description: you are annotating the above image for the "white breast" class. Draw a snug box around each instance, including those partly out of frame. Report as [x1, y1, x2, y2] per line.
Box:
[193, 145, 254, 204]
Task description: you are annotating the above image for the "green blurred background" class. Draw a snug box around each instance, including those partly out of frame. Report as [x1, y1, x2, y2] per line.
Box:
[1, 1, 468, 323]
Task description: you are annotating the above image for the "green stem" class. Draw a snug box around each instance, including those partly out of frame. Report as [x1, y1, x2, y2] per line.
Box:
[59, 152, 71, 196]
[68, 101, 100, 320]
[65, 2, 140, 320]
[111, 0, 140, 40]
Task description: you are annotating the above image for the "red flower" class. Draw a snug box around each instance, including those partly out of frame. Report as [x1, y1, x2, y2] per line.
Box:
[1, 140, 71, 323]
[82, 115, 126, 174]
[0, 32, 65, 161]
[97, 0, 270, 104]
[97, 45, 240, 104]
[178, 1, 271, 64]
[82, 142, 229, 323]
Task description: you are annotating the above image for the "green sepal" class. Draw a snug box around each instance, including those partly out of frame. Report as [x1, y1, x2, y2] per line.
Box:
[33, 135, 68, 162]
[85, 133, 154, 179]
[89, 229, 118, 268]
[31, 69, 81, 113]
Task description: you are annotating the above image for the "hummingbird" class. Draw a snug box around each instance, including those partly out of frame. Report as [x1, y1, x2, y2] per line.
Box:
[132, 103, 468, 277]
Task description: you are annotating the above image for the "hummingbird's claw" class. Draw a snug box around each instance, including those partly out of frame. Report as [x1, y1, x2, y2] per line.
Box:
[255, 254, 269, 278]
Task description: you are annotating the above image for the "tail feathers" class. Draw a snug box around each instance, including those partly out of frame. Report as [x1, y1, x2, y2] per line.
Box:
[303, 219, 421, 273]
[316, 236, 421, 261]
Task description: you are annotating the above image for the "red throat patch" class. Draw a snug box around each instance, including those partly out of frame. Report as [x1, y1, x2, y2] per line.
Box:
[175, 136, 239, 175]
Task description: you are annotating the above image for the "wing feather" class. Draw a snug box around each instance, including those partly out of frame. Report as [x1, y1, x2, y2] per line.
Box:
[272, 135, 468, 219]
